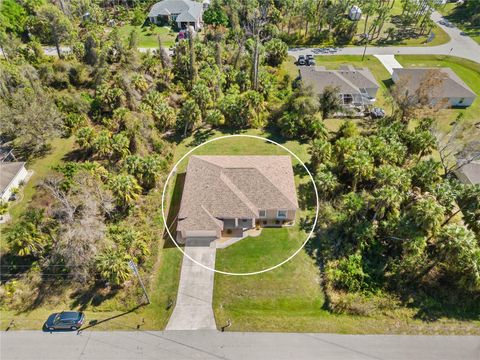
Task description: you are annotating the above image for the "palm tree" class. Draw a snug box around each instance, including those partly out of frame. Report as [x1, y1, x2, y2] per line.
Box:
[344, 150, 374, 191]
[372, 185, 404, 220]
[141, 155, 163, 190]
[93, 130, 112, 158]
[410, 196, 445, 236]
[96, 248, 132, 285]
[109, 174, 142, 210]
[309, 139, 332, 171]
[110, 132, 130, 160]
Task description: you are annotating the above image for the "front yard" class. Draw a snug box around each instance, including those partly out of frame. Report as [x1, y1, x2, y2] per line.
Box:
[116, 24, 177, 48]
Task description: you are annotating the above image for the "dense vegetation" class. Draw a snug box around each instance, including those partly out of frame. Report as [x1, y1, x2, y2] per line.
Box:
[0, 0, 478, 327]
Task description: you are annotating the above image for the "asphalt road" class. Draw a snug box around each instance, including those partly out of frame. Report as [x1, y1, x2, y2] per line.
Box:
[1, 330, 479, 360]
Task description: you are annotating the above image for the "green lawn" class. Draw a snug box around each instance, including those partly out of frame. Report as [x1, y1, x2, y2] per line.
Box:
[395, 55, 480, 138]
[173, 128, 311, 172]
[116, 24, 176, 48]
[213, 218, 480, 334]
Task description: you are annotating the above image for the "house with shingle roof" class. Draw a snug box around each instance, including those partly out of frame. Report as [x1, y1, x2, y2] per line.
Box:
[148, 0, 203, 30]
[299, 65, 380, 106]
[392, 68, 477, 107]
[176, 156, 299, 245]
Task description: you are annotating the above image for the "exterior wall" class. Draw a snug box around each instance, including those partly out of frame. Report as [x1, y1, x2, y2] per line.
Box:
[366, 87, 378, 99]
[257, 209, 296, 226]
[448, 97, 475, 107]
[1, 166, 27, 202]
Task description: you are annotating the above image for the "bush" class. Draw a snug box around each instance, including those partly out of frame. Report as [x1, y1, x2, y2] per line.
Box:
[325, 254, 369, 293]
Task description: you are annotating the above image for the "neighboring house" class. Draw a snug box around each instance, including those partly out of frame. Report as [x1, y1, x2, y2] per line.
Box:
[299, 65, 380, 106]
[454, 160, 480, 185]
[176, 156, 299, 246]
[148, 0, 203, 30]
[1, 162, 28, 202]
[391, 68, 477, 107]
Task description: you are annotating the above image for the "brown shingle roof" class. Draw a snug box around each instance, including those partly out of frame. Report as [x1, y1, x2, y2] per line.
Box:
[177, 156, 298, 233]
[392, 68, 476, 99]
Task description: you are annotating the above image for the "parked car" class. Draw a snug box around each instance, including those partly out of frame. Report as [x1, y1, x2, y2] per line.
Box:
[306, 55, 316, 66]
[370, 107, 386, 119]
[45, 311, 85, 331]
[297, 55, 306, 66]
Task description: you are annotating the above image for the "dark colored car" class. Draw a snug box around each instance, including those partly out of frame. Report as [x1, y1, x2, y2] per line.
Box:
[45, 311, 85, 331]
[297, 55, 306, 66]
[306, 55, 316, 66]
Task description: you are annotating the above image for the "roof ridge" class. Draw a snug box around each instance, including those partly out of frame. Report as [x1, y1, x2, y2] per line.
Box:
[219, 172, 258, 217]
[334, 71, 361, 93]
[200, 205, 223, 229]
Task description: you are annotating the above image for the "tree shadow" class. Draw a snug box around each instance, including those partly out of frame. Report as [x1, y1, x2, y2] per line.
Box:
[77, 303, 146, 332]
[293, 163, 309, 178]
[62, 148, 92, 162]
[297, 182, 317, 211]
[186, 128, 215, 147]
[162, 172, 185, 249]
[70, 283, 121, 311]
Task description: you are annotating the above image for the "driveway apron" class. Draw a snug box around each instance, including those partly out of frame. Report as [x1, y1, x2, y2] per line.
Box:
[166, 244, 217, 330]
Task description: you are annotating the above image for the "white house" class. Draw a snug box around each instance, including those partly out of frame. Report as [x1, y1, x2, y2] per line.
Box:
[1, 162, 28, 202]
[392, 68, 477, 108]
[148, 0, 204, 30]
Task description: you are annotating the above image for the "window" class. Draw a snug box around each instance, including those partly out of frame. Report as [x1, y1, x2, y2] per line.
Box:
[242, 219, 248, 223]
[277, 210, 287, 219]
[459, 98, 465, 104]
[259, 210, 266, 218]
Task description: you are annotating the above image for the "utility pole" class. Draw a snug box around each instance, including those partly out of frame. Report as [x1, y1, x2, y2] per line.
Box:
[129, 260, 151, 305]
[362, 34, 369, 61]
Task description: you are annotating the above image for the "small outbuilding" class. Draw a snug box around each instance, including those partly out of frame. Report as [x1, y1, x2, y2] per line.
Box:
[349, 5, 362, 21]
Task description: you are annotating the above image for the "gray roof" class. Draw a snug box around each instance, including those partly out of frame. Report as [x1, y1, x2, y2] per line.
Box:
[148, 0, 203, 21]
[177, 156, 298, 233]
[392, 68, 476, 99]
[454, 160, 480, 185]
[0, 162, 26, 195]
[299, 65, 380, 95]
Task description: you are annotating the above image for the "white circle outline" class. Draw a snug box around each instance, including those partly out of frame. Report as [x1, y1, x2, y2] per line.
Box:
[161, 134, 320, 276]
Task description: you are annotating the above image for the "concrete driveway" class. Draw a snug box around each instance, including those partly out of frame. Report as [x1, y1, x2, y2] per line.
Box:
[374, 55, 403, 75]
[166, 245, 217, 330]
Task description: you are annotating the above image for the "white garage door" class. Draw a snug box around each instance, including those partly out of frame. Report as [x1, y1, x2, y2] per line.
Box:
[185, 237, 217, 247]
